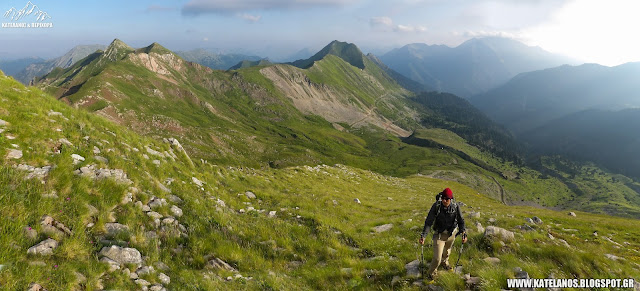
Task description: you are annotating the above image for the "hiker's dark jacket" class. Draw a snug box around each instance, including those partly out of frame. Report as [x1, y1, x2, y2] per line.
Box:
[421, 202, 465, 238]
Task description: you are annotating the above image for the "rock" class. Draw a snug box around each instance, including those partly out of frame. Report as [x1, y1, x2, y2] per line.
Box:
[71, 154, 85, 164]
[605, 254, 621, 261]
[484, 226, 514, 241]
[27, 283, 47, 291]
[170, 205, 183, 217]
[454, 266, 463, 274]
[391, 276, 401, 285]
[99, 245, 143, 265]
[268, 211, 277, 218]
[354, 198, 361, 204]
[40, 215, 72, 236]
[483, 257, 501, 264]
[147, 211, 163, 220]
[148, 197, 167, 209]
[74, 271, 87, 284]
[558, 239, 570, 248]
[150, 285, 167, 291]
[6, 149, 22, 159]
[154, 261, 170, 271]
[206, 257, 237, 272]
[467, 212, 480, 219]
[525, 218, 534, 224]
[27, 238, 58, 255]
[168, 195, 183, 204]
[465, 274, 481, 287]
[136, 266, 155, 276]
[0, 119, 7, 126]
[23, 226, 37, 240]
[405, 259, 421, 278]
[59, 138, 73, 146]
[516, 224, 535, 232]
[135, 279, 151, 286]
[488, 218, 496, 223]
[104, 223, 130, 237]
[475, 222, 485, 233]
[192, 177, 204, 187]
[95, 156, 108, 164]
[245, 191, 256, 199]
[568, 212, 576, 217]
[100, 257, 121, 272]
[548, 233, 555, 240]
[372, 224, 393, 233]
[532, 216, 543, 224]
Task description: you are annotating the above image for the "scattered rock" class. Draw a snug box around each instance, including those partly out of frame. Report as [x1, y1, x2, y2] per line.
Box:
[372, 224, 393, 233]
[168, 195, 183, 204]
[206, 257, 237, 272]
[192, 177, 204, 187]
[154, 261, 170, 271]
[16, 164, 53, 181]
[268, 211, 277, 218]
[484, 226, 514, 241]
[568, 212, 576, 217]
[245, 191, 256, 199]
[27, 238, 58, 255]
[170, 205, 183, 217]
[99, 245, 143, 265]
[104, 223, 130, 237]
[488, 218, 496, 223]
[525, 218, 534, 224]
[404, 259, 421, 278]
[71, 154, 85, 164]
[158, 272, 171, 285]
[6, 149, 22, 159]
[95, 156, 108, 164]
[135, 279, 151, 286]
[605, 254, 621, 261]
[467, 212, 480, 219]
[148, 197, 168, 209]
[122, 192, 133, 204]
[100, 257, 121, 272]
[23, 226, 37, 240]
[483, 257, 501, 264]
[40, 215, 72, 236]
[475, 222, 485, 233]
[59, 138, 73, 146]
[532, 216, 543, 224]
[464, 273, 481, 287]
[27, 283, 47, 291]
[136, 265, 155, 276]
[354, 198, 361, 204]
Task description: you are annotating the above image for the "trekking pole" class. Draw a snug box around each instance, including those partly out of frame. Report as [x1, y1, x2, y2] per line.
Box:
[455, 233, 467, 269]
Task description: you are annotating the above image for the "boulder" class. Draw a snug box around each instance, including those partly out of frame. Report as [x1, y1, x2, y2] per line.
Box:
[206, 257, 237, 272]
[532, 216, 543, 224]
[27, 238, 58, 255]
[170, 205, 183, 217]
[104, 223, 130, 237]
[405, 259, 421, 278]
[484, 226, 514, 241]
[568, 212, 576, 217]
[483, 257, 501, 264]
[354, 198, 361, 204]
[372, 224, 393, 233]
[27, 283, 47, 291]
[6, 149, 22, 159]
[99, 245, 143, 265]
[158, 273, 170, 285]
[245, 191, 256, 199]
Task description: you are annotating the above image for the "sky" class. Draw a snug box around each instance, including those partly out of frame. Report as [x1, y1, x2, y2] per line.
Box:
[1, 0, 639, 66]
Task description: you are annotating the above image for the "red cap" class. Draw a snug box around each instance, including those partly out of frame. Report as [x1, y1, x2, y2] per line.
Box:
[442, 188, 453, 199]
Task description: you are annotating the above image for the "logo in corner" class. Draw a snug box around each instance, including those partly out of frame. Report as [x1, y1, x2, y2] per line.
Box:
[3, 1, 53, 28]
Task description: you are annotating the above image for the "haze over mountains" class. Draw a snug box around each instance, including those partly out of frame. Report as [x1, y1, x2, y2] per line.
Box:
[380, 37, 578, 97]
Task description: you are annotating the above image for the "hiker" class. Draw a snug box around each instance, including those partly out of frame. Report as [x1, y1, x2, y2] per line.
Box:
[419, 187, 467, 279]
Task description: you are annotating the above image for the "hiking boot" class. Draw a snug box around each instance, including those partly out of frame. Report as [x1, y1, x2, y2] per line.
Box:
[441, 264, 452, 271]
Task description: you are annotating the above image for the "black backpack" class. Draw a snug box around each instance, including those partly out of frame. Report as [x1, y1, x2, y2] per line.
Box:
[432, 191, 458, 231]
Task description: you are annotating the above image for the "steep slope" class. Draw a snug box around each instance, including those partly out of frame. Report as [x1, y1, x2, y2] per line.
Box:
[524, 109, 640, 179]
[176, 49, 263, 70]
[471, 62, 640, 135]
[228, 59, 273, 70]
[37, 39, 416, 169]
[289, 40, 366, 69]
[2, 70, 639, 289]
[380, 37, 577, 97]
[14, 45, 106, 84]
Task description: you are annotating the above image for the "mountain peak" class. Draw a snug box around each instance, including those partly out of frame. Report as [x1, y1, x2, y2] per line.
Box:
[139, 42, 173, 55]
[103, 39, 134, 62]
[290, 40, 365, 69]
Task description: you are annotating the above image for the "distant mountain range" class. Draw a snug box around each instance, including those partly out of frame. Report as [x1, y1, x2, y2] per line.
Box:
[0, 57, 44, 76]
[380, 37, 577, 97]
[472, 62, 640, 135]
[175, 49, 264, 70]
[13, 44, 106, 84]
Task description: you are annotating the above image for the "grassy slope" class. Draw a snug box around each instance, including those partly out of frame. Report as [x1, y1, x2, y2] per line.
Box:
[2, 71, 639, 290]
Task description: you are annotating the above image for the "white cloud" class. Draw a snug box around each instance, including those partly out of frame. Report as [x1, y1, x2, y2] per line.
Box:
[460, 30, 516, 38]
[370, 16, 427, 33]
[238, 13, 261, 22]
[394, 24, 427, 33]
[182, 0, 355, 15]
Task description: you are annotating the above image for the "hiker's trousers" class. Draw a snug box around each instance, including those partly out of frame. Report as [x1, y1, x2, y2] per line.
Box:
[428, 228, 458, 277]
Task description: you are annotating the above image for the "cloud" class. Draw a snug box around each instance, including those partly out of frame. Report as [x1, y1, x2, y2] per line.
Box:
[238, 13, 261, 22]
[394, 24, 427, 33]
[459, 30, 517, 39]
[370, 16, 393, 27]
[370, 16, 427, 33]
[182, 0, 355, 15]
